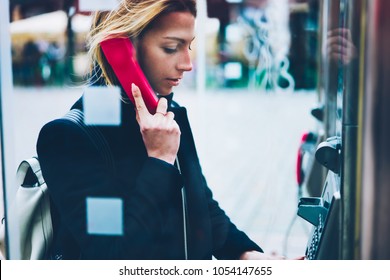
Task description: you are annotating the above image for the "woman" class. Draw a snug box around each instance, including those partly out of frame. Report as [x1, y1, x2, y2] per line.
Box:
[37, 0, 283, 260]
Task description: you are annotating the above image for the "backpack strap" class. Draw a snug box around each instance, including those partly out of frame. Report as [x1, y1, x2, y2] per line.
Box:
[16, 157, 44, 187]
[62, 109, 116, 175]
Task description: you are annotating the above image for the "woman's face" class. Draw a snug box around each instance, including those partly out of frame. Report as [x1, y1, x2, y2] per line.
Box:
[137, 11, 195, 96]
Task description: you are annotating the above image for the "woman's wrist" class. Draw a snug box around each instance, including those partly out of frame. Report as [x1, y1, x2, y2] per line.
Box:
[148, 154, 176, 165]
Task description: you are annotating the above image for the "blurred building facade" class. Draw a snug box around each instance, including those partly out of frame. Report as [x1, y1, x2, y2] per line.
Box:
[9, 0, 318, 91]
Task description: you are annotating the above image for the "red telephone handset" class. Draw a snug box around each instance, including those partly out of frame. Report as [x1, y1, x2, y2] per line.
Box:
[100, 38, 158, 114]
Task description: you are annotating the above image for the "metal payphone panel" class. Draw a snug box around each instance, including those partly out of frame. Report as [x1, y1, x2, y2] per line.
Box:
[298, 172, 341, 259]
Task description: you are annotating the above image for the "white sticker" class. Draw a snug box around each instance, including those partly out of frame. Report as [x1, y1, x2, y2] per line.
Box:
[78, 0, 120, 12]
[86, 197, 124, 236]
[83, 86, 121, 126]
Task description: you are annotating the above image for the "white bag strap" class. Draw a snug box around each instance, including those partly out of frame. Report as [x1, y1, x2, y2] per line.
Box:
[16, 157, 44, 187]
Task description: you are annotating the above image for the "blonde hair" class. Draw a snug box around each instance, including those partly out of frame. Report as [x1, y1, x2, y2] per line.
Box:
[86, 0, 197, 85]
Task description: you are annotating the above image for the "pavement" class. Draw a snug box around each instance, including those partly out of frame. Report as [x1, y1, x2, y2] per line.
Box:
[3, 85, 318, 258]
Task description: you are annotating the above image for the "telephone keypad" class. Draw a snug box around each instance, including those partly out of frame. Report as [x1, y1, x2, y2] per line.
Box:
[305, 215, 324, 260]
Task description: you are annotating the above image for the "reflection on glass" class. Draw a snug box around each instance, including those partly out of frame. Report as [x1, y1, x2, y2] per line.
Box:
[86, 197, 124, 236]
[83, 86, 121, 126]
[326, 28, 357, 65]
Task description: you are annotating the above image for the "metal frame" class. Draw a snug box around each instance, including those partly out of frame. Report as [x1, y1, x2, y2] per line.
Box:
[0, 0, 20, 259]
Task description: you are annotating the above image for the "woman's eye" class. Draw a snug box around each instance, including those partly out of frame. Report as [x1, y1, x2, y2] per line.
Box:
[163, 47, 177, 54]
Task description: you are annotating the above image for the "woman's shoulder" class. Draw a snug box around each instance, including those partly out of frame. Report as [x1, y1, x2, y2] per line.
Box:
[37, 112, 85, 151]
[36, 109, 114, 167]
[39, 108, 84, 132]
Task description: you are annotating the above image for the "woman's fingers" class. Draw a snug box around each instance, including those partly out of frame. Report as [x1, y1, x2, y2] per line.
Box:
[156, 96, 168, 115]
[131, 83, 149, 119]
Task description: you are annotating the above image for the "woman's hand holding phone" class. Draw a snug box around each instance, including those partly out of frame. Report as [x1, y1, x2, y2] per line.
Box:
[132, 83, 180, 165]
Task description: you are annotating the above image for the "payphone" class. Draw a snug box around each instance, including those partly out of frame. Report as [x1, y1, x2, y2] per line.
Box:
[297, 137, 342, 259]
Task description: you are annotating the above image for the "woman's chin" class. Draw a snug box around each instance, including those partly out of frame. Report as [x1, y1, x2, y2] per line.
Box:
[157, 88, 173, 96]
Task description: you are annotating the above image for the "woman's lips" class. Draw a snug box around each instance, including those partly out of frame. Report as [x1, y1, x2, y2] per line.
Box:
[167, 78, 181, 86]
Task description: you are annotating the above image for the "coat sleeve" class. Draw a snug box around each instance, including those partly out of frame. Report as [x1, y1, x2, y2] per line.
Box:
[202, 176, 264, 259]
[37, 119, 183, 259]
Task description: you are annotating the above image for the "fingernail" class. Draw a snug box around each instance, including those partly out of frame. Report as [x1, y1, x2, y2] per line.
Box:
[132, 83, 137, 91]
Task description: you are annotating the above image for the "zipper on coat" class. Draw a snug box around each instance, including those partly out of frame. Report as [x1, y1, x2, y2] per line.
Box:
[175, 157, 188, 260]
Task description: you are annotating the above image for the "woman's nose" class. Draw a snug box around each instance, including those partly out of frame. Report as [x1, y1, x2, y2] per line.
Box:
[177, 50, 193, 72]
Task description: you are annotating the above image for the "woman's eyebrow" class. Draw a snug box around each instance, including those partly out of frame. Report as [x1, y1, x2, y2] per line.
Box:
[163, 36, 196, 43]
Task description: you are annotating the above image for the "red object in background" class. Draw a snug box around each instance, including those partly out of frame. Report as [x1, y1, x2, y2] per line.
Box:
[296, 131, 317, 187]
[74, 0, 92, 16]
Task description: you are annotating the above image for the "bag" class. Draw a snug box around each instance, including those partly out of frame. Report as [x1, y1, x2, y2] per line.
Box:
[0, 157, 53, 260]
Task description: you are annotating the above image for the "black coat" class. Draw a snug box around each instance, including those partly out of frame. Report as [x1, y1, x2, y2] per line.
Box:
[37, 93, 262, 260]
